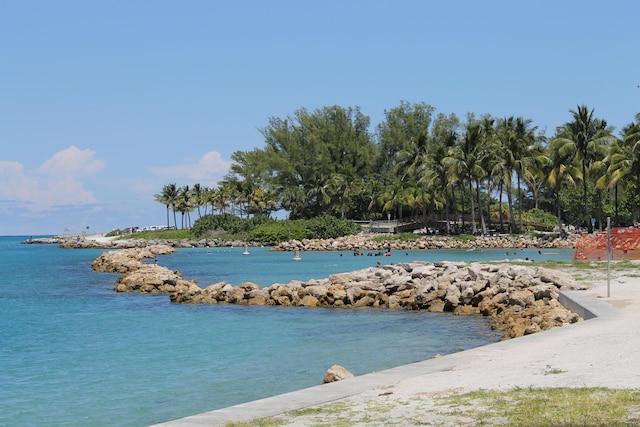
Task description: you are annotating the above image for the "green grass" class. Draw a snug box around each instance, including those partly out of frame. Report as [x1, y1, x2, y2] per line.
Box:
[542, 365, 567, 375]
[242, 387, 640, 426]
[223, 418, 287, 427]
[434, 387, 640, 426]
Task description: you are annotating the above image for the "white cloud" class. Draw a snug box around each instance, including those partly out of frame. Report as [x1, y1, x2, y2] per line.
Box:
[0, 146, 104, 211]
[149, 150, 231, 186]
[37, 145, 106, 177]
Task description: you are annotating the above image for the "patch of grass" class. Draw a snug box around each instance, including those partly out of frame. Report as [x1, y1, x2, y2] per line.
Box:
[288, 399, 402, 425]
[223, 417, 287, 427]
[435, 387, 640, 426]
[364, 399, 400, 413]
[241, 387, 640, 426]
[285, 401, 365, 427]
[543, 365, 567, 375]
[454, 234, 477, 242]
[289, 401, 351, 416]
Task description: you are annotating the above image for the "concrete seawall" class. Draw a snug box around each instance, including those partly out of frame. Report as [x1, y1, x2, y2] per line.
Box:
[150, 284, 623, 427]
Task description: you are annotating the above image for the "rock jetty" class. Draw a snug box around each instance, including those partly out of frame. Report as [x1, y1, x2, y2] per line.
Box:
[170, 261, 584, 339]
[91, 245, 199, 293]
[55, 232, 577, 251]
[273, 234, 577, 252]
[92, 245, 585, 340]
[61, 237, 252, 249]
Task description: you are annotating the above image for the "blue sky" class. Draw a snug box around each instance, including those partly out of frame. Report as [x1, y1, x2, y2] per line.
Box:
[1, 0, 639, 235]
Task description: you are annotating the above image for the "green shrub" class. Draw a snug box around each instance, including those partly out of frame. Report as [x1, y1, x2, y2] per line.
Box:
[193, 213, 360, 243]
[523, 208, 558, 229]
[304, 214, 360, 239]
[249, 221, 307, 244]
[192, 213, 257, 237]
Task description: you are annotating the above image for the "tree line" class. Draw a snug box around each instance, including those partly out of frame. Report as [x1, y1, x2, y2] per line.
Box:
[155, 101, 640, 235]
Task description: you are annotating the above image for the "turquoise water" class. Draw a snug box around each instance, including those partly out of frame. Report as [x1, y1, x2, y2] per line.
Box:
[161, 245, 573, 287]
[0, 237, 573, 426]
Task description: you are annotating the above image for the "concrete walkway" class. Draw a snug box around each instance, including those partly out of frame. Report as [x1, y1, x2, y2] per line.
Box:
[151, 271, 640, 427]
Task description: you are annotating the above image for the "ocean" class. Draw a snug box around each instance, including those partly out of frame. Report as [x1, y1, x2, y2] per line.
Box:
[0, 236, 574, 426]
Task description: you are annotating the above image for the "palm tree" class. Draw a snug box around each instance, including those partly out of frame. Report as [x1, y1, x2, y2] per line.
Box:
[378, 179, 412, 223]
[201, 186, 215, 216]
[495, 116, 541, 233]
[602, 114, 640, 224]
[479, 117, 500, 232]
[447, 121, 486, 234]
[496, 117, 518, 233]
[154, 189, 170, 229]
[553, 105, 612, 232]
[424, 127, 456, 234]
[155, 183, 178, 229]
[279, 187, 306, 219]
[324, 173, 364, 219]
[250, 188, 278, 217]
[176, 185, 193, 229]
[191, 183, 205, 219]
[396, 131, 431, 226]
[547, 136, 581, 233]
[513, 117, 546, 231]
[363, 177, 385, 219]
[625, 114, 640, 223]
[379, 101, 435, 226]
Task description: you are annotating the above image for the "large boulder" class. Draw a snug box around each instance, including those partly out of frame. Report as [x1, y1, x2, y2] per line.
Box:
[115, 264, 195, 293]
[322, 365, 354, 384]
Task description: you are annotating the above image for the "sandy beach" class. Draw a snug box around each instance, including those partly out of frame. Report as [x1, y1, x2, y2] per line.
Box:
[150, 263, 640, 426]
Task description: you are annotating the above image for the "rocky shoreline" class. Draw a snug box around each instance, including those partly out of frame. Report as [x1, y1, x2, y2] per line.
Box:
[92, 244, 585, 340]
[44, 232, 578, 251]
[272, 233, 577, 252]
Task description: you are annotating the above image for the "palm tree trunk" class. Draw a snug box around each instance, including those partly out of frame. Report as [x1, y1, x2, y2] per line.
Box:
[459, 185, 465, 233]
[556, 181, 563, 234]
[507, 183, 516, 234]
[614, 185, 619, 226]
[583, 162, 592, 233]
[476, 180, 486, 235]
[635, 173, 640, 225]
[596, 190, 603, 232]
[517, 176, 523, 233]
[498, 182, 505, 233]
[445, 187, 451, 235]
[468, 180, 477, 234]
[486, 183, 492, 233]
[420, 182, 427, 226]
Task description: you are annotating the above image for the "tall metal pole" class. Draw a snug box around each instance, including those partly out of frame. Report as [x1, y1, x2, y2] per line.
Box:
[607, 217, 611, 298]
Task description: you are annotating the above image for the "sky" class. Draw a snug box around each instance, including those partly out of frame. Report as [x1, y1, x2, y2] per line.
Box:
[1, 0, 639, 236]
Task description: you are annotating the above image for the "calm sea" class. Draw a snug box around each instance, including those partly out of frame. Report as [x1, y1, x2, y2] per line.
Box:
[0, 236, 573, 426]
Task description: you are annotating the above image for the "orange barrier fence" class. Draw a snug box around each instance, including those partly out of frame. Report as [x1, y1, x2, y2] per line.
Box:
[574, 227, 640, 261]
